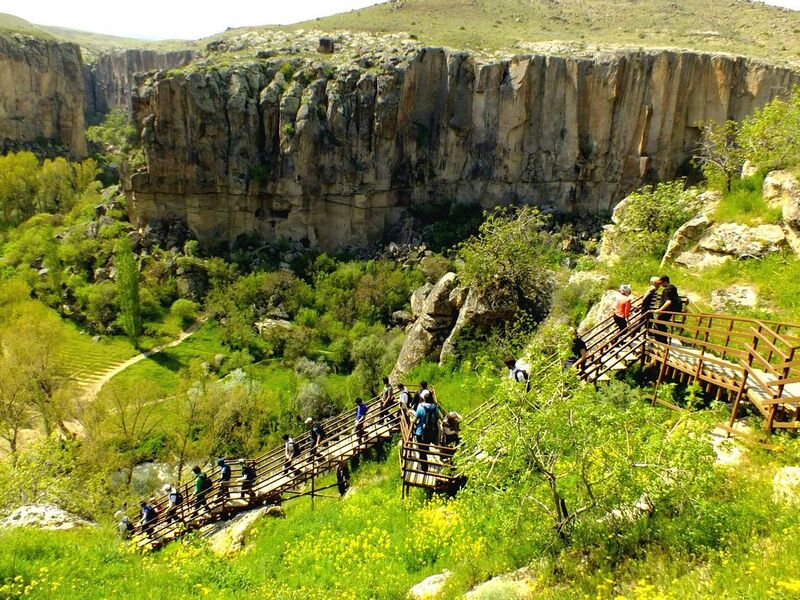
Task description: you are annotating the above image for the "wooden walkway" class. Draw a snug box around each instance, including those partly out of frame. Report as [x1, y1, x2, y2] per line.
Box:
[134, 393, 402, 549]
[576, 301, 800, 434]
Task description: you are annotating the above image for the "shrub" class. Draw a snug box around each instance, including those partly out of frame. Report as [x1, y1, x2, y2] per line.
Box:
[171, 298, 199, 327]
[294, 380, 336, 419]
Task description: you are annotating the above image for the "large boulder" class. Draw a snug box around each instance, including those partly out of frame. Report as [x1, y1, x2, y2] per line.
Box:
[410, 283, 434, 318]
[661, 213, 713, 266]
[205, 505, 284, 556]
[391, 273, 458, 378]
[697, 223, 787, 258]
[762, 170, 799, 207]
[465, 568, 535, 599]
[439, 287, 517, 363]
[674, 249, 731, 270]
[409, 571, 451, 600]
[773, 466, 800, 507]
[1, 505, 93, 530]
[578, 290, 618, 336]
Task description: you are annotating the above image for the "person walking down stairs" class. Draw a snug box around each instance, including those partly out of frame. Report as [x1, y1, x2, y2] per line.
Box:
[353, 397, 367, 445]
[613, 284, 632, 332]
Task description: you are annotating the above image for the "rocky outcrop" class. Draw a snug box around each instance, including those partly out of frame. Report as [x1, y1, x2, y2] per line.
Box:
[408, 571, 451, 600]
[710, 285, 757, 312]
[391, 273, 458, 378]
[0, 33, 86, 156]
[84, 49, 196, 119]
[1, 504, 93, 530]
[127, 48, 798, 251]
[763, 170, 800, 253]
[578, 290, 617, 335]
[773, 466, 800, 507]
[465, 568, 534, 599]
[204, 505, 284, 556]
[439, 287, 517, 362]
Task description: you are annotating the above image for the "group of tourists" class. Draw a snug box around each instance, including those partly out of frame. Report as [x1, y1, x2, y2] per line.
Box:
[612, 275, 683, 332]
[126, 374, 471, 537]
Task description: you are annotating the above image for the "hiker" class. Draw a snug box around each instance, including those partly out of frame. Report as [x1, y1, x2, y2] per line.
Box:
[353, 397, 367, 441]
[441, 412, 462, 446]
[413, 390, 440, 471]
[336, 462, 351, 496]
[642, 276, 662, 314]
[504, 358, 530, 384]
[613, 284, 632, 332]
[139, 500, 157, 534]
[239, 459, 256, 503]
[564, 328, 588, 370]
[380, 376, 394, 424]
[283, 434, 301, 476]
[191, 466, 211, 516]
[116, 511, 134, 538]
[216, 457, 231, 513]
[306, 417, 326, 460]
[396, 382, 411, 412]
[413, 380, 434, 410]
[161, 483, 183, 524]
[654, 275, 684, 342]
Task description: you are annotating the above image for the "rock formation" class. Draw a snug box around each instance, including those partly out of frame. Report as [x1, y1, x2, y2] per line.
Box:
[84, 49, 196, 119]
[1, 504, 93, 530]
[0, 33, 86, 156]
[127, 48, 798, 251]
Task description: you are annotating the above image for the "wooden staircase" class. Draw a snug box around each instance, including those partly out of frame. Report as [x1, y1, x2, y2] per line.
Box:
[575, 300, 800, 434]
[134, 393, 404, 549]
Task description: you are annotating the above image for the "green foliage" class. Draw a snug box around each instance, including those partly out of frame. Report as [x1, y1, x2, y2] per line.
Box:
[695, 119, 743, 192]
[86, 110, 143, 177]
[114, 238, 142, 347]
[170, 298, 199, 327]
[0, 152, 98, 227]
[713, 172, 782, 225]
[737, 86, 800, 172]
[458, 206, 558, 319]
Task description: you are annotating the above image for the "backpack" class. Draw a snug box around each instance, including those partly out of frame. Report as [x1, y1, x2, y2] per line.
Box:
[513, 367, 529, 382]
[422, 403, 439, 440]
[220, 464, 231, 481]
[170, 490, 183, 505]
[200, 473, 212, 492]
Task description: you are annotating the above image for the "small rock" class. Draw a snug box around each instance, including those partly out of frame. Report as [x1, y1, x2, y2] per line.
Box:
[317, 37, 335, 53]
[710, 285, 757, 312]
[263, 504, 285, 518]
[409, 571, 451, 600]
[465, 567, 534, 599]
[213, 354, 226, 369]
[91, 335, 101, 343]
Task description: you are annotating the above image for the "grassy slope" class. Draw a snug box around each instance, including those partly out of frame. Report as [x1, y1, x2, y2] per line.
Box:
[290, 0, 800, 62]
[0, 13, 52, 38]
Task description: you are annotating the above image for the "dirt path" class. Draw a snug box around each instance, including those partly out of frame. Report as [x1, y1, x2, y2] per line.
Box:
[83, 320, 205, 400]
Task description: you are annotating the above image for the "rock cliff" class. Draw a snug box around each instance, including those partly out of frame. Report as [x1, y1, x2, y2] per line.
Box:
[0, 33, 86, 156]
[84, 49, 196, 119]
[128, 48, 798, 251]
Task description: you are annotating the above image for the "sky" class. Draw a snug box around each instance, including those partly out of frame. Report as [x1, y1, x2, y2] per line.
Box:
[0, 1, 390, 40]
[0, 0, 798, 40]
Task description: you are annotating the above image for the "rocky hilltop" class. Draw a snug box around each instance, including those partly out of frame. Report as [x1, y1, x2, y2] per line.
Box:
[128, 47, 798, 251]
[84, 49, 196, 119]
[0, 33, 86, 156]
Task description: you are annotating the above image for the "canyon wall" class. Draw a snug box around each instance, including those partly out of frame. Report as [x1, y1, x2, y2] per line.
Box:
[84, 49, 196, 119]
[128, 49, 799, 251]
[0, 33, 86, 156]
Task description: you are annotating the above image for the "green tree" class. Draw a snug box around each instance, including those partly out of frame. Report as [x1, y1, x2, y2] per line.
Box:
[0, 354, 36, 456]
[694, 120, 744, 192]
[115, 238, 142, 347]
[458, 206, 558, 321]
[737, 86, 800, 171]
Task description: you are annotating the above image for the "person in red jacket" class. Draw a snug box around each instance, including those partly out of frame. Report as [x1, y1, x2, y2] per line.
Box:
[613, 284, 632, 332]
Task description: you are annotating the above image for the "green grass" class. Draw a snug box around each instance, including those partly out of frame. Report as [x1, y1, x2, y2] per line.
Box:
[288, 0, 800, 63]
[0, 13, 53, 38]
[100, 321, 228, 397]
[714, 175, 783, 226]
[56, 320, 138, 383]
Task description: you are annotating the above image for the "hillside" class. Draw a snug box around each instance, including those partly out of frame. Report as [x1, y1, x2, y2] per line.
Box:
[286, 0, 800, 63]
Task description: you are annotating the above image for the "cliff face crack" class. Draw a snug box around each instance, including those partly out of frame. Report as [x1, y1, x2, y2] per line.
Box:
[127, 48, 799, 251]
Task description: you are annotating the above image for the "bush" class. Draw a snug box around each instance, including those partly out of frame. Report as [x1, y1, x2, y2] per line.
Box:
[171, 298, 199, 327]
[294, 380, 336, 419]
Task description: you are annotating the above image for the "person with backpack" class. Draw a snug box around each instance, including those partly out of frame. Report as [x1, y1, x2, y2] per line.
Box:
[412, 380, 433, 411]
[139, 500, 157, 534]
[306, 417, 326, 460]
[191, 466, 211, 517]
[283, 434, 301, 476]
[161, 483, 183, 524]
[216, 457, 231, 514]
[441, 411, 462, 446]
[379, 376, 394, 424]
[353, 397, 368, 443]
[413, 391, 440, 472]
[239, 459, 256, 503]
[504, 358, 530, 384]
